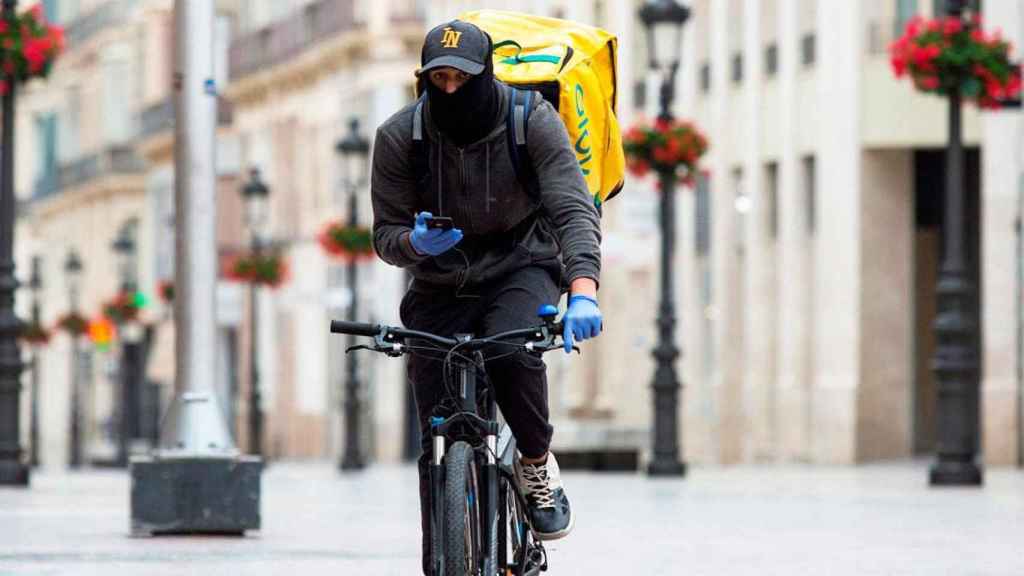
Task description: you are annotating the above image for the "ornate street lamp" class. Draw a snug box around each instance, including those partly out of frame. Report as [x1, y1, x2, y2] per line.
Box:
[0, 0, 29, 486]
[335, 117, 370, 472]
[638, 0, 690, 477]
[930, 0, 982, 486]
[63, 248, 84, 469]
[27, 256, 42, 467]
[241, 167, 269, 457]
[111, 219, 141, 467]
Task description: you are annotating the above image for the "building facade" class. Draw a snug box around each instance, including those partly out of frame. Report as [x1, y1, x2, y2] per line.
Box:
[678, 0, 1024, 466]
[14, 0, 1024, 470]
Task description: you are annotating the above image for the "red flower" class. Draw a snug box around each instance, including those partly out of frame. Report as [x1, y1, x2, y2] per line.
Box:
[906, 16, 924, 37]
[0, 20, 8, 34]
[29, 4, 44, 22]
[985, 79, 1004, 99]
[3, 38, 13, 50]
[23, 39, 47, 73]
[628, 159, 650, 177]
[652, 145, 675, 165]
[927, 20, 941, 33]
[0, 80, 8, 96]
[3, 60, 14, 75]
[920, 76, 940, 90]
[971, 29, 986, 44]
[47, 25, 64, 52]
[943, 17, 962, 36]
[1006, 74, 1022, 97]
[890, 53, 908, 77]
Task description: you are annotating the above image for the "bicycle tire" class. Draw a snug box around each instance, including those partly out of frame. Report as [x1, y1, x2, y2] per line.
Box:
[444, 441, 482, 576]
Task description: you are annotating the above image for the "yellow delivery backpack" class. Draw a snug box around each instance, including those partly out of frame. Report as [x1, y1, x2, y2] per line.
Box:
[459, 10, 625, 207]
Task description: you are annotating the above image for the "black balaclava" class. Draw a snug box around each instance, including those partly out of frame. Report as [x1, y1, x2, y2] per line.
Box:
[422, 32, 501, 147]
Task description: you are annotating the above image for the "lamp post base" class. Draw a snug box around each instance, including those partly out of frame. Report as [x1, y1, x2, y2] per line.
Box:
[339, 454, 365, 472]
[647, 458, 686, 477]
[131, 455, 262, 535]
[0, 460, 29, 485]
[929, 461, 983, 486]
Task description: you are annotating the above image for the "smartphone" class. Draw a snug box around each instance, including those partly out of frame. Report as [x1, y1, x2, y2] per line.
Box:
[426, 216, 455, 231]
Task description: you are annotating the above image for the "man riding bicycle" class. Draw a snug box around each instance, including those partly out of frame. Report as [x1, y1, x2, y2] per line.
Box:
[370, 19, 603, 574]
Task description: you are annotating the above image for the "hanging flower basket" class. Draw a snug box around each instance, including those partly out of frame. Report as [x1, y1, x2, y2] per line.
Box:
[224, 252, 288, 288]
[56, 312, 88, 337]
[0, 5, 65, 94]
[623, 118, 709, 187]
[158, 280, 174, 303]
[889, 15, 1022, 109]
[18, 320, 50, 346]
[317, 221, 375, 262]
[102, 291, 142, 323]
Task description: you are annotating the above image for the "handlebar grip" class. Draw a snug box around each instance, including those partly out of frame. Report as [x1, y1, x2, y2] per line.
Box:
[330, 320, 380, 337]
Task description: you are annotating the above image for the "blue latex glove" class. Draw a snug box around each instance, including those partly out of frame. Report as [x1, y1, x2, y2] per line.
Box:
[409, 211, 463, 256]
[562, 294, 603, 353]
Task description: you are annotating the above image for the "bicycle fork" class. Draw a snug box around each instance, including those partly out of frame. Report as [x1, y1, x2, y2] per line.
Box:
[431, 422, 446, 576]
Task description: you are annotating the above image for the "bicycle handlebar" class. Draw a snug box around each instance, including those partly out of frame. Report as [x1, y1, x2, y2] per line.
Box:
[329, 318, 567, 355]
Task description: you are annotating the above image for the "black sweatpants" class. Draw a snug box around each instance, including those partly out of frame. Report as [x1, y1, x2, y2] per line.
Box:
[399, 266, 561, 575]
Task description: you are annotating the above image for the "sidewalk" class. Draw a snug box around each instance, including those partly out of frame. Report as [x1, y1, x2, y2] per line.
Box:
[1, 461, 1022, 575]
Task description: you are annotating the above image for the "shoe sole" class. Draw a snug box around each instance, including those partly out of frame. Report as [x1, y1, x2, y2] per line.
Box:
[531, 506, 575, 542]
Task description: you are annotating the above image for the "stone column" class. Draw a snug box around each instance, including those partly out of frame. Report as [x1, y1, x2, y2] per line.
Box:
[710, 0, 742, 464]
[812, 0, 862, 464]
[775, 0, 810, 461]
[741, 0, 775, 462]
[981, 0, 1023, 467]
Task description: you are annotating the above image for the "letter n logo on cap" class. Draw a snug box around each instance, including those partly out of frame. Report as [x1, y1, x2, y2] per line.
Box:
[441, 27, 462, 48]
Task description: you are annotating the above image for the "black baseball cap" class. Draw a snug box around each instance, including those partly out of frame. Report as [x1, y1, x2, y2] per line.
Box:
[419, 20, 490, 76]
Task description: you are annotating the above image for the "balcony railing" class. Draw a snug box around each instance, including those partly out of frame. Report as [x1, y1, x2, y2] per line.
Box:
[66, 0, 139, 50]
[229, 0, 357, 81]
[33, 145, 146, 200]
[139, 96, 235, 140]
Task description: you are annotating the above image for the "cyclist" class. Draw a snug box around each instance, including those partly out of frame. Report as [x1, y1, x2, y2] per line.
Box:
[370, 19, 602, 573]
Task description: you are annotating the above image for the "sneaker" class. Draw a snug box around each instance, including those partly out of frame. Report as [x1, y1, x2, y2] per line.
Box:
[514, 452, 574, 540]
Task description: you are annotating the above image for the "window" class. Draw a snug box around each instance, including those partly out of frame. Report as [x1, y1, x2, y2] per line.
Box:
[802, 155, 816, 235]
[102, 46, 133, 144]
[766, 162, 779, 239]
[59, 86, 80, 162]
[696, 172, 711, 256]
[42, 0, 58, 21]
[34, 112, 58, 195]
[700, 62, 711, 93]
[732, 53, 743, 83]
[801, 33, 816, 67]
[765, 44, 778, 77]
[896, 0, 918, 38]
[634, 79, 646, 109]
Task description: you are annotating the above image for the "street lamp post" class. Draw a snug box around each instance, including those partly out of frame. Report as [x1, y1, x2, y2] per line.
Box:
[112, 219, 141, 467]
[335, 117, 370, 472]
[64, 249, 83, 469]
[27, 256, 42, 467]
[639, 0, 690, 477]
[240, 167, 269, 457]
[930, 0, 982, 486]
[0, 0, 30, 486]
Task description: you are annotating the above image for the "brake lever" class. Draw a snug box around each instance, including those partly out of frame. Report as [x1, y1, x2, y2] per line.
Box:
[345, 345, 374, 354]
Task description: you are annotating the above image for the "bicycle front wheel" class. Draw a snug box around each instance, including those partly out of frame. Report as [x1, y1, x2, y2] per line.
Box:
[444, 441, 482, 576]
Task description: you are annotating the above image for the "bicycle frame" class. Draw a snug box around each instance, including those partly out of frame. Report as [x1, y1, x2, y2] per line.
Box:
[428, 336, 501, 576]
[329, 311, 565, 576]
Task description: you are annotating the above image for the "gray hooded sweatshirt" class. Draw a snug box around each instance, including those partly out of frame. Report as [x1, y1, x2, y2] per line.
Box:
[370, 81, 601, 294]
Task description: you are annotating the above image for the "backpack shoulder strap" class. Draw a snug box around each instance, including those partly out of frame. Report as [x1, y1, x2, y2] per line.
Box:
[411, 92, 429, 190]
[505, 85, 539, 200]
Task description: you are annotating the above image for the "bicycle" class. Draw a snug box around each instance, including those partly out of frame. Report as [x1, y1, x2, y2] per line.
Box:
[329, 304, 572, 576]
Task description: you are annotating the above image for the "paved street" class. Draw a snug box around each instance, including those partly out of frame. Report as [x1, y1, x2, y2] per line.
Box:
[1, 461, 1023, 575]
